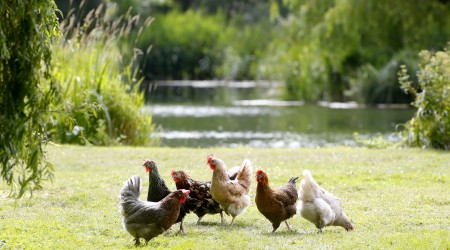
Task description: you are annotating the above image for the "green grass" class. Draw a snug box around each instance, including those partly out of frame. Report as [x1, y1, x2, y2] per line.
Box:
[1, 146, 449, 249]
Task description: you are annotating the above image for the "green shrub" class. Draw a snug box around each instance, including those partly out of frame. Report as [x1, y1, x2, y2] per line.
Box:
[399, 45, 450, 149]
[139, 10, 227, 80]
[48, 5, 155, 146]
[346, 51, 417, 104]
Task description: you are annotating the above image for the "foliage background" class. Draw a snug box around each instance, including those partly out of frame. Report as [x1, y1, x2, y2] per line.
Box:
[399, 44, 450, 150]
[48, 5, 155, 146]
[92, 0, 450, 104]
[0, 0, 60, 198]
[1, 1, 156, 197]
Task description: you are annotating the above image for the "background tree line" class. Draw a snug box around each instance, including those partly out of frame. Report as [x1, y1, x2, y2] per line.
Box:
[56, 0, 450, 104]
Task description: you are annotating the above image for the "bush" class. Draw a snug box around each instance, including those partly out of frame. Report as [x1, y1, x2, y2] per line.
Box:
[399, 44, 450, 149]
[139, 10, 227, 80]
[48, 5, 155, 146]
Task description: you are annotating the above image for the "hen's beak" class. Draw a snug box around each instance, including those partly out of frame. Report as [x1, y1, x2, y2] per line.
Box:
[181, 189, 190, 196]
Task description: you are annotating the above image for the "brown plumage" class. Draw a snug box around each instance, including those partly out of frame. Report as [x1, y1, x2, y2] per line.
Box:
[119, 175, 190, 246]
[255, 169, 299, 233]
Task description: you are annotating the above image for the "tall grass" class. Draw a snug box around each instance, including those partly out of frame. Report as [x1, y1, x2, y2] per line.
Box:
[48, 4, 155, 146]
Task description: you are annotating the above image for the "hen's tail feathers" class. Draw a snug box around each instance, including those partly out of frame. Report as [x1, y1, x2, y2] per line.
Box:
[119, 175, 142, 216]
[288, 176, 299, 185]
[236, 159, 253, 194]
[120, 175, 142, 201]
[227, 165, 240, 180]
[300, 170, 319, 202]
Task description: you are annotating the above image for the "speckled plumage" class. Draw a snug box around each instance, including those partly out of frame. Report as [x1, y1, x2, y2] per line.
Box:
[172, 170, 225, 223]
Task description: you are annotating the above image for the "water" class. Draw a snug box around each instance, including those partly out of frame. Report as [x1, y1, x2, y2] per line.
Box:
[143, 104, 414, 148]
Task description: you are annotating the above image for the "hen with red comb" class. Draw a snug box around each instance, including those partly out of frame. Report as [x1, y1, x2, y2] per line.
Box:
[207, 155, 253, 225]
[255, 169, 299, 233]
[142, 160, 201, 233]
[119, 175, 191, 245]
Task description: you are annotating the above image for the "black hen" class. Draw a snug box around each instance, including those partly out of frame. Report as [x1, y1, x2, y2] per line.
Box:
[143, 159, 200, 233]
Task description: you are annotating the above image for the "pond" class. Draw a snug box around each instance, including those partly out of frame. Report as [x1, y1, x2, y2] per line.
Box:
[142, 81, 415, 148]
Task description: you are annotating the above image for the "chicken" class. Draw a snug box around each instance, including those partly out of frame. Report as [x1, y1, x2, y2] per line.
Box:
[119, 175, 190, 246]
[255, 169, 298, 233]
[226, 165, 240, 180]
[143, 160, 200, 233]
[298, 170, 355, 232]
[207, 154, 253, 225]
[171, 170, 225, 224]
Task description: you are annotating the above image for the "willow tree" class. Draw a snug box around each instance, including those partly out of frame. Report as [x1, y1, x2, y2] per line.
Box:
[0, 1, 61, 197]
[268, 0, 450, 103]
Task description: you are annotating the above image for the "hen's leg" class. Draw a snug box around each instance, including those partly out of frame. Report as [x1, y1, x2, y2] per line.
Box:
[196, 216, 203, 224]
[220, 211, 225, 224]
[285, 221, 292, 230]
[178, 219, 185, 234]
[230, 216, 236, 225]
[134, 237, 140, 246]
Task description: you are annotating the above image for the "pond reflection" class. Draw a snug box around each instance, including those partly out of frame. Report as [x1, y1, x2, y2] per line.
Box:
[144, 104, 414, 148]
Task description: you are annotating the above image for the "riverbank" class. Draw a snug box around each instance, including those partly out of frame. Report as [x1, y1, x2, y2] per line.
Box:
[0, 145, 448, 249]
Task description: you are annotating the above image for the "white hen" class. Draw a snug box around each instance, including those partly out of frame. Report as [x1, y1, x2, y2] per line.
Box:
[298, 170, 355, 232]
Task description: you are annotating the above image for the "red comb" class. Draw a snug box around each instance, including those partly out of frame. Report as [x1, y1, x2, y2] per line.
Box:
[256, 169, 264, 175]
[207, 154, 214, 163]
[171, 170, 176, 176]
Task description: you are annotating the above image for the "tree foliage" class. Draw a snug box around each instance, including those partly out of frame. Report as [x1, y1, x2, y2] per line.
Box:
[122, 0, 450, 103]
[399, 45, 450, 150]
[0, 1, 61, 197]
[263, 0, 450, 102]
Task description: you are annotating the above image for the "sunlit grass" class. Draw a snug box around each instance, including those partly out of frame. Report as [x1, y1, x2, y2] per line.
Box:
[0, 146, 449, 249]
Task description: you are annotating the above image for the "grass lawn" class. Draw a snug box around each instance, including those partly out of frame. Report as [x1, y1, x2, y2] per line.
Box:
[0, 145, 449, 249]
